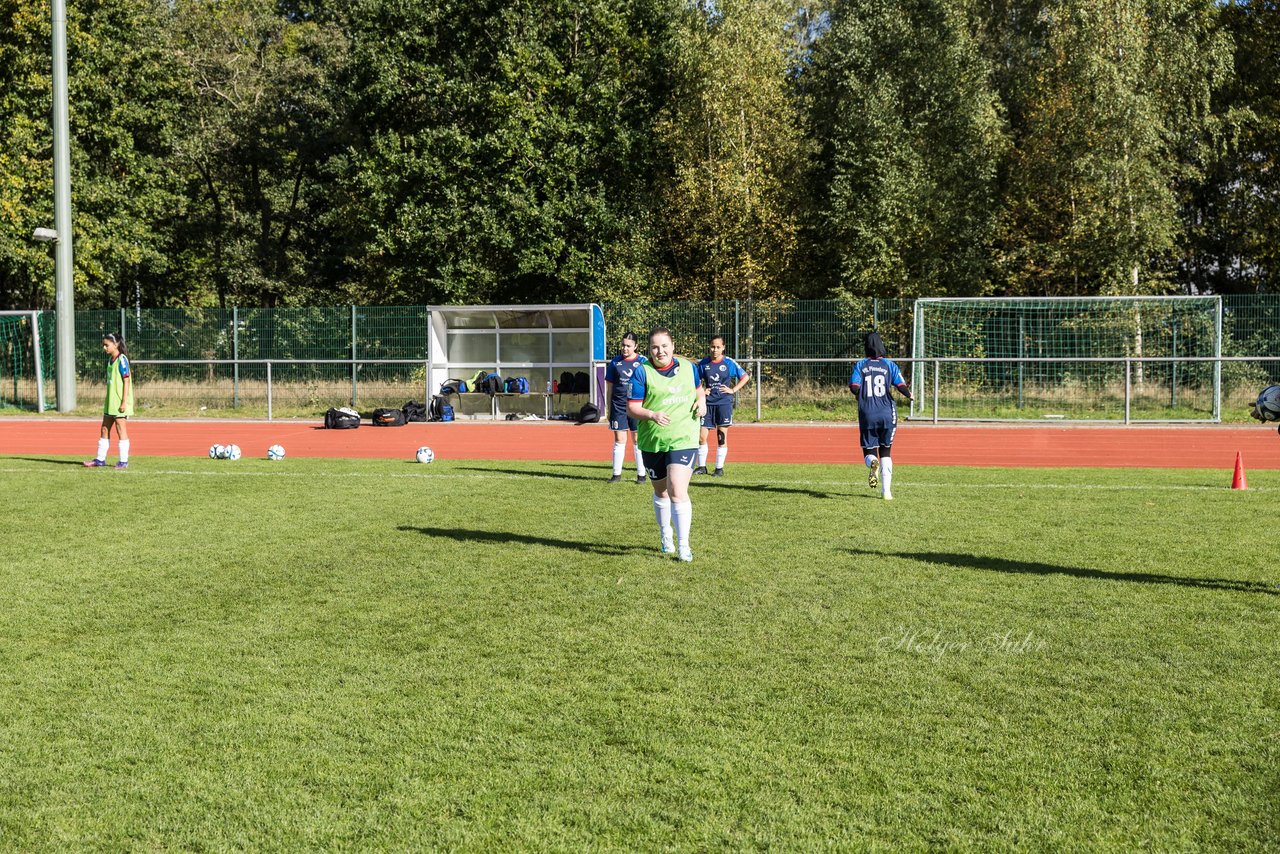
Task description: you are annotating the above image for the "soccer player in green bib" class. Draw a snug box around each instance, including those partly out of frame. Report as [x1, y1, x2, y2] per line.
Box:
[627, 327, 707, 562]
[83, 332, 134, 469]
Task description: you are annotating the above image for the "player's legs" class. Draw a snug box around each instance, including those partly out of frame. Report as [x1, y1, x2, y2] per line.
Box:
[610, 428, 628, 480]
[642, 449, 675, 553]
[714, 421, 730, 475]
[863, 446, 880, 489]
[114, 417, 130, 467]
[663, 449, 697, 561]
[629, 428, 646, 482]
[696, 423, 710, 474]
[86, 415, 114, 466]
[879, 444, 894, 500]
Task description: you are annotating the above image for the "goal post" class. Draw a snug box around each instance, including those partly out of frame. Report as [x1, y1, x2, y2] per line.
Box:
[0, 310, 52, 412]
[910, 296, 1223, 422]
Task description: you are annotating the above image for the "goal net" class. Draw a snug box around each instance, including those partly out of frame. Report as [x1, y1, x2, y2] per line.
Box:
[911, 296, 1223, 421]
[0, 311, 53, 411]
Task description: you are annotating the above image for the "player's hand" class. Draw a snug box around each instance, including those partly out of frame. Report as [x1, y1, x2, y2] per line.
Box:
[694, 401, 707, 419]
[651, 411, 670, 427]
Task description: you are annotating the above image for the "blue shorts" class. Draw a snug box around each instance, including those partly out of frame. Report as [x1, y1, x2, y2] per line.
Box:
[701, 400, 734, 429]
[640, 448, 697, 482]
[609, 401, 637, 432]
[859, 413, 897, 452]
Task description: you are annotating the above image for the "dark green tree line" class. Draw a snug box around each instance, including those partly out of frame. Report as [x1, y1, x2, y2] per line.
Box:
[0, 0, 1276, 310]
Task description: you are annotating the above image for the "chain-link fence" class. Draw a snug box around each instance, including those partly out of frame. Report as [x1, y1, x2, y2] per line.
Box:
[6, 297, 1277, 420]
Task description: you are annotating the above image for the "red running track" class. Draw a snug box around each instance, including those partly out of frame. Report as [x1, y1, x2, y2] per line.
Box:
[3, 417, 1279, 469]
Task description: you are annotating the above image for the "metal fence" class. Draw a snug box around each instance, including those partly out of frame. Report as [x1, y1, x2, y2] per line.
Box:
[4, 296, 1277, 420]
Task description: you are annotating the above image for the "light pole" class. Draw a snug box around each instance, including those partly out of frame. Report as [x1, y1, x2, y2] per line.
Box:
[51, 0, 76, 411]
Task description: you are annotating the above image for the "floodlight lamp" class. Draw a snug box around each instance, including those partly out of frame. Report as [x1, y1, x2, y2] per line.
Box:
[32, 227, 58, 242]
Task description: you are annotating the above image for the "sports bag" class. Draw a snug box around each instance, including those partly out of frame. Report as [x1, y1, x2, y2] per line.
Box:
[577, 402, 601, 424]
[573, 371, 590, 393]
[371, 407, 407, 427]
[558, 371, 575, 394]
[469, 368, 490, 391]
[479, 372, 504, 395]
[440, 378, 467, 395]
[504, 376, 530, 394]
[324, 406, 360, 429]
[428, 395, 453, 422]
[402, 400, 428, 422]
[440, 402, 454, 422]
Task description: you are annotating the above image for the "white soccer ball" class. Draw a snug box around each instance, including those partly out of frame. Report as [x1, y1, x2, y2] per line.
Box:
[1256, 385, 1280, 422]
[415, 446, 435, 464]
[209, 444, 224, 459]
[267, 444, 286, 461]
[226, 444, 242, 461]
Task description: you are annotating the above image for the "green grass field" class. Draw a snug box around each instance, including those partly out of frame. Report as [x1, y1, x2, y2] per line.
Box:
[1, 456, 1276, 850]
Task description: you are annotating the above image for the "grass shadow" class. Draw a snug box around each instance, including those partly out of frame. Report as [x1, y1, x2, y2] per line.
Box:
[456, 465, 603, 483]
[691, 480, 846, 499]
[841, 547, 1279, 596]
[14, 456, 89, 466]
[398, 526, 656, 557]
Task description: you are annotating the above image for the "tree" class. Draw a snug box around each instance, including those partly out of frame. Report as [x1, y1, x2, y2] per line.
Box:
[802, 0, 1004, 299]
[657, 0, 806, 307]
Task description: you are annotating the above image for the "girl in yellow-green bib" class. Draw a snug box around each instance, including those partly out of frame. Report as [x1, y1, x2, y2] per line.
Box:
[627, 327, 707, 562]
[83, 333, 133, 469]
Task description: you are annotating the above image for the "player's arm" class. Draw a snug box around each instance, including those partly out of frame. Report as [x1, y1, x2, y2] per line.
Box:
[894, 381, 913, 401]
[119, 366, 132, 414]
[725, 361, 751, 395]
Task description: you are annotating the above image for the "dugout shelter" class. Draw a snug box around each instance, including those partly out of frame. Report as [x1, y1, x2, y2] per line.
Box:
[426, 304, 606, 419]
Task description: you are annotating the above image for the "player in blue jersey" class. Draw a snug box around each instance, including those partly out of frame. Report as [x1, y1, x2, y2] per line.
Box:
[695, 335, 751, 477]
[604, 332, 649, 483]
[849, 332, 912, 500]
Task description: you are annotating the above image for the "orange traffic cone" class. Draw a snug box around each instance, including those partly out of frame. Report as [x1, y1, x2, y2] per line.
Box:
[1231, 452, 1247, 490]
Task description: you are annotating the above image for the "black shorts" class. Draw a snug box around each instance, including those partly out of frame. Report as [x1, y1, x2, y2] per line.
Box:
[640, 448, 697, 481]
[701, 400, 734, 429]
[609, 401, 637, 432]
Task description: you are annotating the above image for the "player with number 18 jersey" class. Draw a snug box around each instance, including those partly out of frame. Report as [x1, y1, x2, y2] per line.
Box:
[849, 332, 912, 499]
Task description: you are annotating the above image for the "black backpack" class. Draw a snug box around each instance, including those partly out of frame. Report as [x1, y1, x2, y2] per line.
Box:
[324, 406, 360, 429]
[577, 402, 601, 424]
[558, 371, 575, 394]
[371, 407, 407, 427]
[402, 400, 428, 422]
[428, 395, 454, 423]
[573, 371, 590, 393]
[479, 372, 504, 395]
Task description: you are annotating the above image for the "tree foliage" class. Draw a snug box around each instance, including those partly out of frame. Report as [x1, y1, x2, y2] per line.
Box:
[0, 0, 1272, 309]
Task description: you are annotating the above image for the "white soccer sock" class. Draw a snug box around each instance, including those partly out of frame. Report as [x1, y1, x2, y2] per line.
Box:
[881, 458, 894, 496]
[96, 437, 109, 461]
[653, 495, 672, 537]
[632, 442, 645, 475]
[612, 442, 625, 476]
[715, 445, 728, 470]
[118, 439, 130, 464]
[697, 444, 708, 468]
[672, 499, 693, 549]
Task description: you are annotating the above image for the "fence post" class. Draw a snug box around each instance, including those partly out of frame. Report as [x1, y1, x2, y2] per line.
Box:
[351, 305, 358, 407]
[1017, 316, 1024, 410]
[120, 307, 126, 339]
[1124, 358, 1131, 424]
[756, 358, 762, 422]
[266, 360, 273, 421]
[1170, 320, 1177, 408]
[1213, 297, 1223, 422]
[933, 359, 939, 423]
[232, 306, 239, 408]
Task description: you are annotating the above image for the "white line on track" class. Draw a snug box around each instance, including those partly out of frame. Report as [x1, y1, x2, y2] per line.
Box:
[3, 467, 1270, 492]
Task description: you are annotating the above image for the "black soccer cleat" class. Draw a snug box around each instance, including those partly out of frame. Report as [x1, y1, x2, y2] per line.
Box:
[693, 466, 708, 476]
[712, 468, 724, 477]
[635, 474, 647, 484]
[607, 474, 623, 483]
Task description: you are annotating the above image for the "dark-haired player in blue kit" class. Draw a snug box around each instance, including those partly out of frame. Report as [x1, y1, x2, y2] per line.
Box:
[604, 332, 648, 483]
[695, 335, 751, 477]
[849, 332, 913, 500]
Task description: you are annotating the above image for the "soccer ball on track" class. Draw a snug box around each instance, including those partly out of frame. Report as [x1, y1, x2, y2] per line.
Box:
[1255, 385, 1280, 422]
[226, 444, 242, 461]
[415, 446, 435, 464]
[267, 444, 286, 461]
[209, 444, 225, 459]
